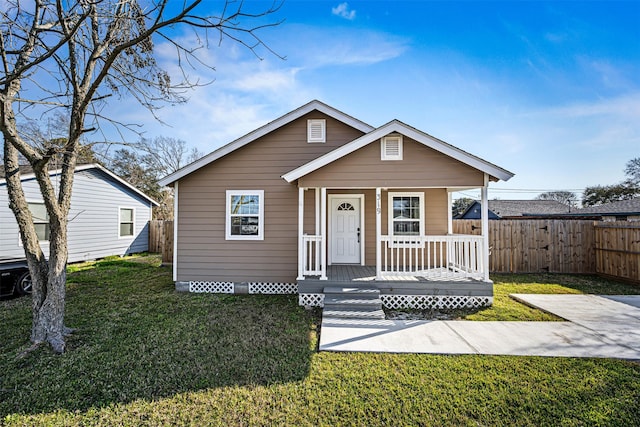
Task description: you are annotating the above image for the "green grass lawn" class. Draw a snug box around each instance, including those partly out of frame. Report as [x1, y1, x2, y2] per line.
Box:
[1, 255, 639, 426]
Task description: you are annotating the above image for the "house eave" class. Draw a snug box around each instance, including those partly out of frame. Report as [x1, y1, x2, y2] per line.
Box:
[158, 100, 375, 187]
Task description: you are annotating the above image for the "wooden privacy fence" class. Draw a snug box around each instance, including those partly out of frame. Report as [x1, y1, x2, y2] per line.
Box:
[149, 219, 173, 265]
[454, 219, 640, 284]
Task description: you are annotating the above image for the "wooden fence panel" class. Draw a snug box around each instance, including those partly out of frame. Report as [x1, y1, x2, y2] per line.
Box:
[594, 222, 640, 284]
[148, 219, 174, 265]
[162, 220, 174, 265]
[453, 219, 596, 274]
[148, 220, 164, 254]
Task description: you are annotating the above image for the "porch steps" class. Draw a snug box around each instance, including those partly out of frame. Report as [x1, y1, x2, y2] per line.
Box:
[322, 287, 385, 320]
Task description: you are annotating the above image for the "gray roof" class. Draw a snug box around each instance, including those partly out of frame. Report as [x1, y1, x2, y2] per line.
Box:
[488, 200, 573, 217]
[574, 198, 640, 215]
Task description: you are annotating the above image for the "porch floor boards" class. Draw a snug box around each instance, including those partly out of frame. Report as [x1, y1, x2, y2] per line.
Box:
[311, 265, 480, 283]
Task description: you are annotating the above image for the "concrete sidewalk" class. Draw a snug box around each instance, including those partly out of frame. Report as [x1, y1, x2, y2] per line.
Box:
[318, 294, 640, 359]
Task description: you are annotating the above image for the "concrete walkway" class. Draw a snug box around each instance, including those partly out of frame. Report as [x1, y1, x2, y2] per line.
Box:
[318, 294, 640, 359]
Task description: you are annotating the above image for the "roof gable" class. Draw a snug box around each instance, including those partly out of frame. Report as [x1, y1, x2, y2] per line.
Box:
[282, 120, 514, 183]
[158, 100, 374, 187]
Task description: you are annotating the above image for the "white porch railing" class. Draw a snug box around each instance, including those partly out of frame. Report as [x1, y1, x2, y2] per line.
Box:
[379, 235, 484, 280]
[302, 234, 322, 276]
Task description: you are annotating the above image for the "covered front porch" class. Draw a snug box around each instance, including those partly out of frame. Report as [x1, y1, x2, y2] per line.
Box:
[295, 185, 492, 285]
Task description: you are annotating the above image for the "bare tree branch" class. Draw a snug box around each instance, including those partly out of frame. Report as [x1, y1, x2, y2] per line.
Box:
[1, 0, 283, 353]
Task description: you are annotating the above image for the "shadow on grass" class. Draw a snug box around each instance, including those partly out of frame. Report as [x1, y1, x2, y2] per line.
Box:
[0, 256, 319, 417]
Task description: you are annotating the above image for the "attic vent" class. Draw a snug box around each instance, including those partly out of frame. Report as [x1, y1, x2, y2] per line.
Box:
[307, 119, 326, 143]
[381, 134, 403, 160]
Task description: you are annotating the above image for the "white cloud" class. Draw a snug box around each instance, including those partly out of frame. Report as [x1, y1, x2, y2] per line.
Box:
[332, 3, 356, 21]
[275, 24, 409, 68]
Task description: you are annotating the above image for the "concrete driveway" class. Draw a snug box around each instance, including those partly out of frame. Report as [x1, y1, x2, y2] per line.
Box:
[319, 294, 640, 359]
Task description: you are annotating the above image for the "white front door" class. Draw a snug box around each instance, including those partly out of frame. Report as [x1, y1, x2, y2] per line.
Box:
[330, 197, 361, 264]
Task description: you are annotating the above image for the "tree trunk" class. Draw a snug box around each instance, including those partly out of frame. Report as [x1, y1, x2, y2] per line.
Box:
[2, 118, 73, 354]
[30, 263, 67, 353]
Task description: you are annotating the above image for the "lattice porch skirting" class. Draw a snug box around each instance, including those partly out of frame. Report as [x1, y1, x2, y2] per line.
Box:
[298, 293, 491, 309]
[248, 282, 298, 294]
[187, 281, 297, 295]
[189, 281, 234, 293]
[380, 295, 492, 310]
[299, 293, 325, 307]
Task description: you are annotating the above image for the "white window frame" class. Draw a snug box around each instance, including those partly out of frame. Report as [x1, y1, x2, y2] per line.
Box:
[307, 119, 326, 143]
[118, 207, 136, 238]
[388, 192, 424, 247]
[24, 201, 50, 243]
[226, 190, 265, 241]
[381, 134, 403, 160]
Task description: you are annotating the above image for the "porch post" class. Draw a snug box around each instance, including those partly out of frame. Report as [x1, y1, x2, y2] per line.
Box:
[320, 187, 328, 280]
[447, 190, 453, 234]
[315, 187, 320, 235]
[481, 174, 490, 282]
[376, 187, 382, 280]
[297, 186, 305, 280]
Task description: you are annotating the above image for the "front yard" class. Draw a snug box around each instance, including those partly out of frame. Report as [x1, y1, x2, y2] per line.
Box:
[1, 255, 639, 426]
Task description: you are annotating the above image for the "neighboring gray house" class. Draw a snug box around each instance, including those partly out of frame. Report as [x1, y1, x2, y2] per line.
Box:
[457, 200, 572, 219]
[1, 163, 158, 263]
[565, 198, 640, 222]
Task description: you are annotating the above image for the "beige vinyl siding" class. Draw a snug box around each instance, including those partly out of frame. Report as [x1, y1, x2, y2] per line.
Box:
[176, 112, 365, 282]
[298, 137, 485, 188]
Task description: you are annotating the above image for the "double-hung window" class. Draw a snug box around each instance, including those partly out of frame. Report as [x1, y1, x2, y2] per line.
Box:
[388, 192, 424, 245]
[119, 208, 135, 237]
[226, 190, 264, 240]
[28, 202, 50, 242]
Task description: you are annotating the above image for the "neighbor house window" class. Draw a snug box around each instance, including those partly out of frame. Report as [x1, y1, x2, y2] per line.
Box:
[381, 134, 403, 160]
[226, 190, 264, 240]
[307, 119, 326, 143]
[28, 202, 50, 241]
[388, 192, 424, 242]
[119, 208, 135, 237]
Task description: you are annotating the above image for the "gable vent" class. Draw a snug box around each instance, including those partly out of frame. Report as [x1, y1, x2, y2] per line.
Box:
[381, 135, 403, 160]
[307, 119, 326, 143]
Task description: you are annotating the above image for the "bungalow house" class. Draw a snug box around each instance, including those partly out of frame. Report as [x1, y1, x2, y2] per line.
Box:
[159, 101, 514, 310]
[1, 163, 158, 263]
[457, 200, 572, 219]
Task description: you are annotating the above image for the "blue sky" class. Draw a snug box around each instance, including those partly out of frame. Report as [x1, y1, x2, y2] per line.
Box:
[108, 1, 640, 202]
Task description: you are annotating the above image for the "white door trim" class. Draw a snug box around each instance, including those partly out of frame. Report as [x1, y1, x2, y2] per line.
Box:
[328, 194, 365, 265]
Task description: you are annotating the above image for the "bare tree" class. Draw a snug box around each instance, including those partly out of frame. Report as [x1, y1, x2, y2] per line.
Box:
[104, 137, 202, 219]
[0, 0, 282, 353]
[535, 191, 578, 208]
[624, 157, 640, 185]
